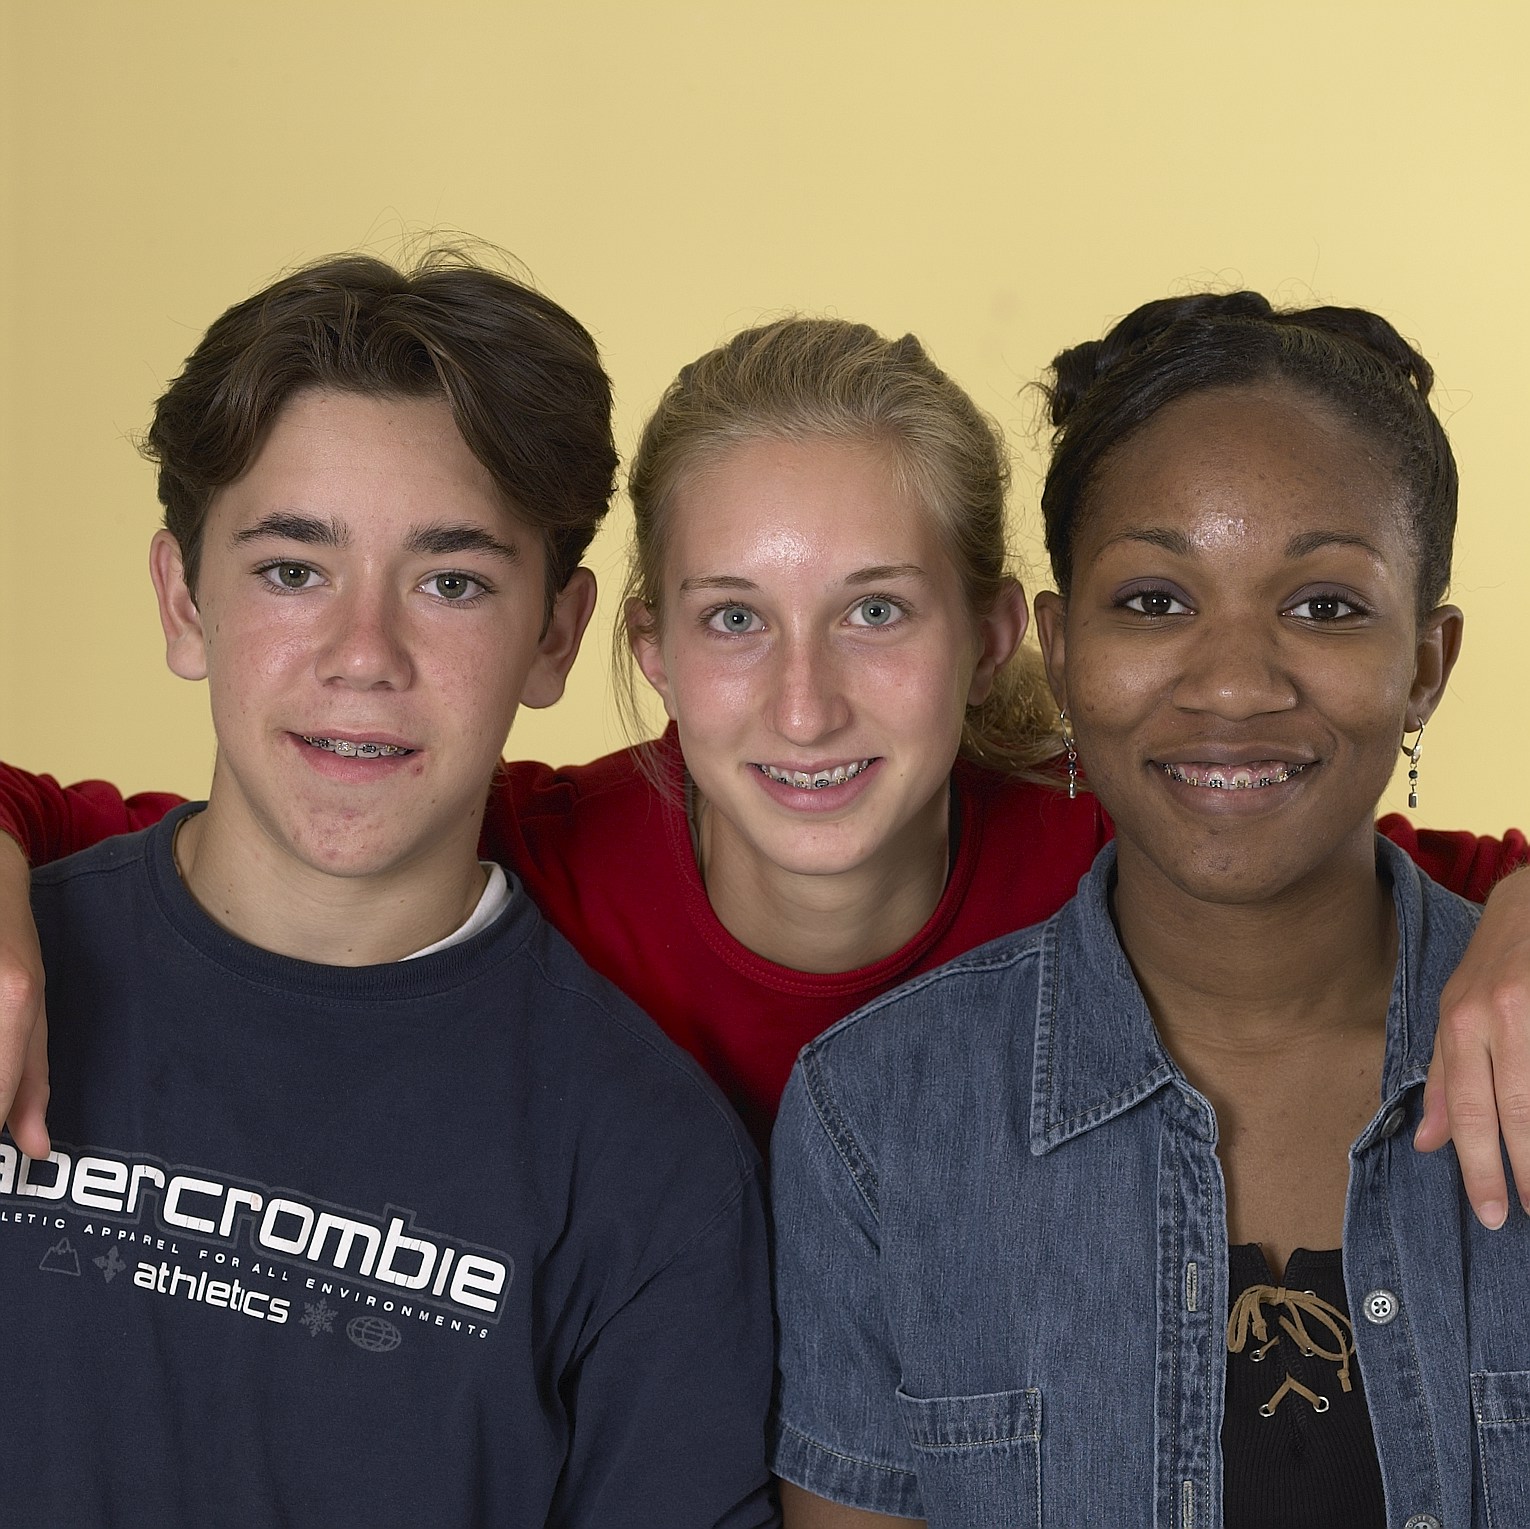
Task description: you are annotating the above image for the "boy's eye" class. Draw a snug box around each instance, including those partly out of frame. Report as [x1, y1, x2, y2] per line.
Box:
[849, 597, 901, 628]
[422, 572, 485, 602]
[707, 604, 762, 634]
[264, 563, 320, 591]
[1287, 594, 1356, 621]
[1122, 589, 1188, 617]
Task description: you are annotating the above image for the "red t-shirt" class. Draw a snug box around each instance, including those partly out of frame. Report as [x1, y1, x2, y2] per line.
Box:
[3, 734, 1524, 1147]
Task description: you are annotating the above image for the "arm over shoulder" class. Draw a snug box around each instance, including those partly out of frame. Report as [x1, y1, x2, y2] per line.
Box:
[1378, 813, 1530, 903]
[0, 763, 184, 865]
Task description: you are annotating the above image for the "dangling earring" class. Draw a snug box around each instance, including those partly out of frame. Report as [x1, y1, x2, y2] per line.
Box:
[1060, 710, 1079, 800]
[1401, 721, 1426, 810]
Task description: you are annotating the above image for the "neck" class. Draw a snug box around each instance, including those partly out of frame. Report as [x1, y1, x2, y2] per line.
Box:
[1111, 828, 1397, 1062]
[173, 807, 488, 966]
[694, 787, 950, 974]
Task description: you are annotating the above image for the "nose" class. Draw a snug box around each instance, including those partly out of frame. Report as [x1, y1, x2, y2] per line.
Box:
[316, 582, 414, 690]
[1171, 617, 1297, 720]
[769, 630, 850, 744]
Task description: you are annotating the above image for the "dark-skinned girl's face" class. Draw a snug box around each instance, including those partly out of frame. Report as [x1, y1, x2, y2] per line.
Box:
[1034, 382, 1462, 910]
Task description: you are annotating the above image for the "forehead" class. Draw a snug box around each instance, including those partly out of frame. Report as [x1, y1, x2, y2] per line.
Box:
[1085, 383, 1410, 558]
[220, 389, 517, 533]
[664, 435, 946, 575]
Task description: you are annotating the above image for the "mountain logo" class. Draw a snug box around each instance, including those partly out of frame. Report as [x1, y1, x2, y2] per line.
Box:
[40, 1237, 81, 1277]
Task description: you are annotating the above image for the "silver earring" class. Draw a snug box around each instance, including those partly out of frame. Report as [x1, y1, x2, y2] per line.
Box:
[1060, 710, 1078, 800]
[1401, 721, 1425, 810]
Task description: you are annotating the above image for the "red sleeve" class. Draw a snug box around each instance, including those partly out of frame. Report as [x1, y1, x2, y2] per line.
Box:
[1377, 813, 1530, 904]
[0, 764, 186, 865]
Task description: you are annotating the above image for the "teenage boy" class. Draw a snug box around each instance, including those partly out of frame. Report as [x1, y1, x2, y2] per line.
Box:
[0, 254, 776, 1527]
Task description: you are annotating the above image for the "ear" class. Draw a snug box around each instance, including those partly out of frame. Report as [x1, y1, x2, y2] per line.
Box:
[149, 529, 209, 681]
[1031, 590, 1069, 714]
[966, 577, 1030, 706]
[1405, 603, 1465, 732]
[625, 595, 678, 721]
[519, 567, 598, 711]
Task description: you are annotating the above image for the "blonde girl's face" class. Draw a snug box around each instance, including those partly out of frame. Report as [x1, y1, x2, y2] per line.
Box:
[629, 435, 1026, 889]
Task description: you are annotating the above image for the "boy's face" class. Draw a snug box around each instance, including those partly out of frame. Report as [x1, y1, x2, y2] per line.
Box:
[151, 388, 593, 892]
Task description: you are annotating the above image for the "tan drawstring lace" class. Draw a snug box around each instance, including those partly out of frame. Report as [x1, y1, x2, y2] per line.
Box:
[1226, 1284, 1355, 1418]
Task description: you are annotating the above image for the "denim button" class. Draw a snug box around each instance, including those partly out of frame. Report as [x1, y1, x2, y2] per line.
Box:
[1363, 1289, 1399, 1324]
[1403, 1515, 1441, 1529]
[1379, 1106, 1406, 1139]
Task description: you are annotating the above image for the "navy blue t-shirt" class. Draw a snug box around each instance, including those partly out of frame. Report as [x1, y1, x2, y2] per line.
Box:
[0, 805, 776, 1527]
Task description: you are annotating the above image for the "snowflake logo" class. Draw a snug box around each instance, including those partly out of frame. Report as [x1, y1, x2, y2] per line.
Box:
[94, 1245, 128, 1283]
[300, 1299, 337, 1338]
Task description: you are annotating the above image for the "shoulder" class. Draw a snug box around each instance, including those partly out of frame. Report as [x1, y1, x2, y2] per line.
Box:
[793, 912, 1052, 1137]
[29, 817, 168, 928]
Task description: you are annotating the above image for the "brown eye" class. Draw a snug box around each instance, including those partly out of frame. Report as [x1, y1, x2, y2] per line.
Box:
[1288, 594, 1358, 621]
[263, 563, 317, 591]
[422, 572, 486, 601]
[1122, 588, 1187, 617]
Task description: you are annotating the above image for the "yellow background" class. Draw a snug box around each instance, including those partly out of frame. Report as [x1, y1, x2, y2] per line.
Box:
[3, 1, 1526, 834]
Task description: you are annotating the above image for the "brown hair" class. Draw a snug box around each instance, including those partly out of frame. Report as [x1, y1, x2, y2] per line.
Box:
[144, 247, 618, 607]
[618, 317, 1057, 776]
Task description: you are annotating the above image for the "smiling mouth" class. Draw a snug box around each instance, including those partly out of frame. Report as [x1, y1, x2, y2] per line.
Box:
[1160, 761, 1309, 790]
[301, 735, 415, 759]
[756, 759, 873, 791]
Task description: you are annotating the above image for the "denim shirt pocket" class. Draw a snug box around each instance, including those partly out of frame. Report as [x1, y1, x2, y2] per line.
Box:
[895, 1386, 1042, 1529]
[1473, 1370, 1530, 1528]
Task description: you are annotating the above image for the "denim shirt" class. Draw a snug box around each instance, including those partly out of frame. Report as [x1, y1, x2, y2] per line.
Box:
[770, 840, 1530, 1528]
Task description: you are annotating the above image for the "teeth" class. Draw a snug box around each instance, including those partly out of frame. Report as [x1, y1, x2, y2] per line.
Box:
[759, 759, 871, 790]
[303, 736, 412, 759]
[1162, 762, 1307, 789]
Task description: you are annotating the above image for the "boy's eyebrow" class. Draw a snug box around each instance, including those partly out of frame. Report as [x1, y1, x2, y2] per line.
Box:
[229, 514, 521, 563]
[231, 512, 348, 547]
[407, 523, 522, 563]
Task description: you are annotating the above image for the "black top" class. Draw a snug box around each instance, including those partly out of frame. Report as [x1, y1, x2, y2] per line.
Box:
[1223, 1244, 1385, 1529]
[3, 807, 776, 1528]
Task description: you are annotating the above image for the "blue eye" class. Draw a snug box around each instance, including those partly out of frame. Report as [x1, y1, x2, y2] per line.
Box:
[849, 597, 902, 627]
[706, 604, 763, 634]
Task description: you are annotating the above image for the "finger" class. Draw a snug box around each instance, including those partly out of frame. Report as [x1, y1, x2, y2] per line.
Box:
[1483, 1011, 1530, 1216]
[5, 997, 49, 1160]
[1414, 1048, 1451, 1152]
[1433, 1020, 1508, 1229]
[0, 959, 49, 1159]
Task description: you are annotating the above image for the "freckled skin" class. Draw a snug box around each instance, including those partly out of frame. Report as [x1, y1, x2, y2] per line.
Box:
[1036, 382, 1460, 914]
[150, 389, 592, 963]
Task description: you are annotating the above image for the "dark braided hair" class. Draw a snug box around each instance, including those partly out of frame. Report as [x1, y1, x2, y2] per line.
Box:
[1040, 292, 1457, 615]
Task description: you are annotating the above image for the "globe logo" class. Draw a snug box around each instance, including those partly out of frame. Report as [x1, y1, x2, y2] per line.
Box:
[346, 1315, 403, 1354]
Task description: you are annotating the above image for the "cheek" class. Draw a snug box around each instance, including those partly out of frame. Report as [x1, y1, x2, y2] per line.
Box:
[663, 640, 764, 729]
[1063, 636, 1162, 732]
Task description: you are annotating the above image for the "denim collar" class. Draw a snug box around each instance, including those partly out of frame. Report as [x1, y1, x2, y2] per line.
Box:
[1030, 837, 1437, 1156]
